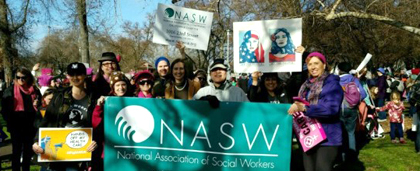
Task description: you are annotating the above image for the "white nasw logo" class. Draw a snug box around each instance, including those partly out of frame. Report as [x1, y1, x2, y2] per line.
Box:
[115, 105, 154, 143]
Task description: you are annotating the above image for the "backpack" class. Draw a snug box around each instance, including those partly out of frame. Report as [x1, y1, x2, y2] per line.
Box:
[409, 82, 420, 105]
[342, 77, 361, 108]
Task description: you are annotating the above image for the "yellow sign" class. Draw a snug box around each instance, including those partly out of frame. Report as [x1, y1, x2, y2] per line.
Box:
[38, 128, 92, 162]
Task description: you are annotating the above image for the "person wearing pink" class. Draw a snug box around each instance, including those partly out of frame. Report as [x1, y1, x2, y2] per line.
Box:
[134, 70, 154, 98]
[2, 67, 41, 171]
[377, 91, 406, 144]
[92, 71, 131, 170]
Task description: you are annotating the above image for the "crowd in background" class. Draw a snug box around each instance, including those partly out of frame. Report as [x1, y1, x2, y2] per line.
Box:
[1, 42, 420, 171]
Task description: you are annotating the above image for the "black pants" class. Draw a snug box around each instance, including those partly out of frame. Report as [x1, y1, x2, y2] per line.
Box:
[10, 120, 36, 171]
[416, 106, 420, 152]
[302, 146, 339, 171]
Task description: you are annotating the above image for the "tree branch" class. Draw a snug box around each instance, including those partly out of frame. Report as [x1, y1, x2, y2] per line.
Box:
[325, 11, 420, 36]
[316, 0, 325, 8]
[10, 0, 30, 33]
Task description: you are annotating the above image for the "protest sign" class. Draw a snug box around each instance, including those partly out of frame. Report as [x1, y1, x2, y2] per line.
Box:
[153, 3, 213, 50]
[38, 128, 92, 162]
[233, 18, 302, 73]
[356, 53, 373, 72]
[104, 97, 293, 171]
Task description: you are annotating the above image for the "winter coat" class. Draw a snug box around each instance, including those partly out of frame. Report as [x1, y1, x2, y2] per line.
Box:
[302, 74, 344, 146]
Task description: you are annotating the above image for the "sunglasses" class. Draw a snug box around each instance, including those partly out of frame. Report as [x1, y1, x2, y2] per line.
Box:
[138, 80, 153, 85]
[16, 76, 27, 80]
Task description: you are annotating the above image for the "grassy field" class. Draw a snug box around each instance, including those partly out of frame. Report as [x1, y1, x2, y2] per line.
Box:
[1, 109, 419, 170]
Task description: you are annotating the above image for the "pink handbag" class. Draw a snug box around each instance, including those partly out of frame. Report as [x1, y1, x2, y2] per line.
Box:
[292, 111, 327, 152]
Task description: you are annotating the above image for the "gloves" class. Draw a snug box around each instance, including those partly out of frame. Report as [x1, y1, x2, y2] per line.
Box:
[199, 95, 220, 108]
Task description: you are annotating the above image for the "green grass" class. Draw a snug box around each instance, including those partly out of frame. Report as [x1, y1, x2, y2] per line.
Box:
[358, 137, 420, 171]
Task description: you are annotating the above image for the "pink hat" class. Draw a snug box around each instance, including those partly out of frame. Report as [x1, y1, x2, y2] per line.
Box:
[41, 68, 53, 75]
[306, 52, 326, 64]
[87, 68, 93, 75]
[38, 75, 53, 86]
[134, 70, 154, 83]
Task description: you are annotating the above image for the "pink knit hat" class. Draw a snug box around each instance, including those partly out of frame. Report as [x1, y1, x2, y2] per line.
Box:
[306, 52, 326, 64]
[41, 68, 53, 75]
[38, 75, 53, 86]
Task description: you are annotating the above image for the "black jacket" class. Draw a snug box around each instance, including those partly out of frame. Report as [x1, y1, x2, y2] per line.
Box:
[35, 87, 95, 141]
[1, 84, 41, 130]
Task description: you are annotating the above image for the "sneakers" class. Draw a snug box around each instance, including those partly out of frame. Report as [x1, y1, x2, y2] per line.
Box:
[399, 138, 406, 144]
[392, 140, 398, 144]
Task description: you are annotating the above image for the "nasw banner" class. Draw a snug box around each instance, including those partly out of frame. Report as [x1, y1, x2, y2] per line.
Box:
[104, 98, 292, 171]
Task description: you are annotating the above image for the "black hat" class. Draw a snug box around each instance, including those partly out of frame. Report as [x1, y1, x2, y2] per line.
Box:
[99, 52, 117, 62]
[209, 58, 228, 71]
[338, 62, 352, 73]
[67, 62, 87, 76]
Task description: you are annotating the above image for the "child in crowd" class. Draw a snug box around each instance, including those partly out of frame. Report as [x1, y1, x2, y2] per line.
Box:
[377, 91, 406, 144]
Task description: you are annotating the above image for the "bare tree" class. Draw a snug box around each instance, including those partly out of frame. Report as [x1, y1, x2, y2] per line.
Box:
[0, 0, 30, 84]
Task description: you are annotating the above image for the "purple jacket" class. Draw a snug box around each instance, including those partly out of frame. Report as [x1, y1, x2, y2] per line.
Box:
[304, 74, 344, 146]
[377, 75, 386, 99]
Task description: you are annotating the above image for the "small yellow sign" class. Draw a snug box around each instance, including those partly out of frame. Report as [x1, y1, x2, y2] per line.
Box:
[38, 128, 92, 162]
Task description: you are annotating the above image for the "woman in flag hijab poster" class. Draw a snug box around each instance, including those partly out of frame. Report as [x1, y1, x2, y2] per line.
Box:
[239, 30, 265, 63]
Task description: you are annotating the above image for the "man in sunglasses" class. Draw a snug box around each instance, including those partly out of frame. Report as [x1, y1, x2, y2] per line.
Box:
[193, 59, 248, 106]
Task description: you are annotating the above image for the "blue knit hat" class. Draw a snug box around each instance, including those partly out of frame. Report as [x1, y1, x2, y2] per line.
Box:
[154, 56, 170, 69]
[377, 67, 385, 74]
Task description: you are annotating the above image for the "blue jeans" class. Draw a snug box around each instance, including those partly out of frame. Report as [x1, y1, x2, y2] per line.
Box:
[390, 123, 403, 140]
[341, 108, 357, 151]
[416, 106, 420, 152]
[377, 98, 386, 119]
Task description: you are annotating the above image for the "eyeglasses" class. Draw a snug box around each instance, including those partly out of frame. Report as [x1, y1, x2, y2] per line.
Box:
[102, 62, 116, 67]
[138, 80, 153, 85]
[16, 76, 27, 80]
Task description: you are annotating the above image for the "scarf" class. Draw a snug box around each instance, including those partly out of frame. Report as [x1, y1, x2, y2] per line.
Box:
[14, 82, 37, 112]
[298, 72, 329, 105]
[138, 91, 152, 98]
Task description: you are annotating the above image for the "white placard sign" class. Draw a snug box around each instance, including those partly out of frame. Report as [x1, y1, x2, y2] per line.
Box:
[152, 3, 214, 50]
[356, 53, 373, 72]
[233, 18, 302, 73]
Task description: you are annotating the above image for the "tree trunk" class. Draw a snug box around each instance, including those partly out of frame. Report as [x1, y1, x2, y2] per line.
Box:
[77, 0, 90, 64]
[0, 0, 13, 85]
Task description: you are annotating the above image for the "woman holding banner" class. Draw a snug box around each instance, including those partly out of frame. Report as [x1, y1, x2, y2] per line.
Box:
[288, 52, 343, 171]
[165, 58, 200, 100]
[92, 71, 132, 171]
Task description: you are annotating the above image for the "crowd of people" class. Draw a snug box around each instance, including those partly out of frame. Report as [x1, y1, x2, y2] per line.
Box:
[1, 42, 420, 171]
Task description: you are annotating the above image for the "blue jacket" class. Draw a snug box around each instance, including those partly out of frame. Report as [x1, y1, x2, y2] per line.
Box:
[305, 74, 344, 146]
[339, 74, 367, 101]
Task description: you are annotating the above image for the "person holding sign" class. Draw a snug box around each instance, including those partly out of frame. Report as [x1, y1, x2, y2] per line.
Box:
[288, 52, 343, 171]
[269, 28, 296, 62]
[239, 30, 264, 63]
[248, 72, 290, 103]
[165, 58, 200, 99]
[33, 62, 97, 171]
[193, 58, 248, 103]
[2, 67, 41, 171]
[92, 71, 132, 171]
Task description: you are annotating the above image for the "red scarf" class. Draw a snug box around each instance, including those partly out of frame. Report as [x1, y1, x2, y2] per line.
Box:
[14, 82, 37, 112]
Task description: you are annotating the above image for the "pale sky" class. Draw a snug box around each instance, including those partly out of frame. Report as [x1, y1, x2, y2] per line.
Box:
[30, 0, 171, 51]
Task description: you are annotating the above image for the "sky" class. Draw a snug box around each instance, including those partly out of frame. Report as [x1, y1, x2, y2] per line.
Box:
[30, 0, 171, 51]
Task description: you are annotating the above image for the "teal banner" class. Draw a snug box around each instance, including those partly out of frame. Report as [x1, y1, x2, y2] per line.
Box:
[104, 97, 292, 171]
